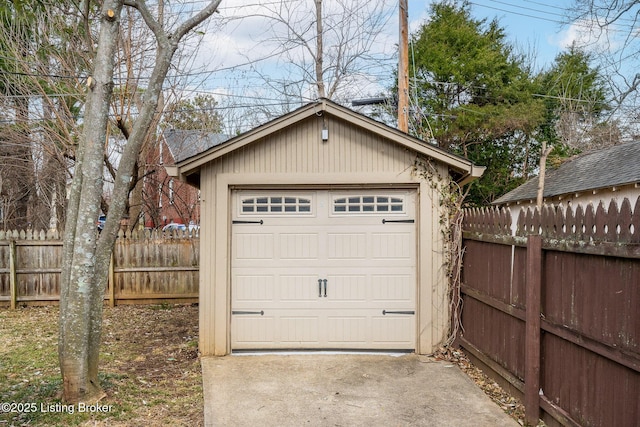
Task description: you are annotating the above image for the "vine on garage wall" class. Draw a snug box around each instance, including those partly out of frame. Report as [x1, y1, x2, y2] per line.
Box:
[412, 157, 467, 347]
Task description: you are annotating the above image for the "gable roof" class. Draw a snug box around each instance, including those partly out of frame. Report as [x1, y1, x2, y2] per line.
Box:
[172, 98, 484, 184]
[164, 129, 231, 163]
[494, 141, 640, 205]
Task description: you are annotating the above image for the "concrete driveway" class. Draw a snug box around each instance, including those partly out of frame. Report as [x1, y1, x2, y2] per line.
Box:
[202, 353, 519, 426]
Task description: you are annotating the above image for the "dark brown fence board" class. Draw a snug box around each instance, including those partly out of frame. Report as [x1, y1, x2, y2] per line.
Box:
[512, 246, 527, 309]
[543, 250, 640, 354]
[461, 196, 640, 427]
[541, 333, 640, 427]
[461, 296, 526, 379]
[462, 240, 514, 303]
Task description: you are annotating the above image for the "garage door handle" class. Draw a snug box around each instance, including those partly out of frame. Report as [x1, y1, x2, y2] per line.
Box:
[232, 220, 264, 225]
[318, 279, 323, 297]
[382, 219, 414, 224]
[323, 279, 327, 297]
[382, 310, 415, 315]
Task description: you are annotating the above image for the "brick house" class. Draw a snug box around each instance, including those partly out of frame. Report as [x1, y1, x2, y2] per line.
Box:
[143, 129, 229, 229]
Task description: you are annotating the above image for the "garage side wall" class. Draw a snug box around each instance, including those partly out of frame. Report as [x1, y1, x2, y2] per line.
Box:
[420, 162, 450, 349]
[197, 114, 451, 355]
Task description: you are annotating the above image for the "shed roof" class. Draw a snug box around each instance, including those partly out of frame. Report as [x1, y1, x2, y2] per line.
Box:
[172, 99, 484, 185]
[493, 141, 640, 205]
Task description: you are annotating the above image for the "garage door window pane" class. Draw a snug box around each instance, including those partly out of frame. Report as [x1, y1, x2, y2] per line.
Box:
[333, 195, 405, 214]
[240, 196, 313, 214]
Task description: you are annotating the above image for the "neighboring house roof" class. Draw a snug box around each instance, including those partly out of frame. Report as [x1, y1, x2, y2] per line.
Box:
[164, 129, 231, 163]
[171, 98, 485, 186]
[494, 141, 640, 205]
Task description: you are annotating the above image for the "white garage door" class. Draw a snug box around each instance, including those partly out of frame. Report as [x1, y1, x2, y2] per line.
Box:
[231, 189, 416, 350]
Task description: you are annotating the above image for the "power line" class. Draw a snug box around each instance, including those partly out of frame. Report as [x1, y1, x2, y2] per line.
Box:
[470, 0, 636, 32]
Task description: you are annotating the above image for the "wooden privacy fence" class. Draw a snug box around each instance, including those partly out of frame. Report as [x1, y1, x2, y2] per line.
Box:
[460, 197, 640, 427]
[0, 229, 199, 308]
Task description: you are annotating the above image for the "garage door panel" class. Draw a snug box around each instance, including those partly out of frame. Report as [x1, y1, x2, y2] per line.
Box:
[372, 232, 414, 259]
[279, 233, 319, 259]
[279, 316, 321, 344]
[326, 275, 367, 301]
[232, 189, 416, 350]
[279, 275, 321, 302]
[233, 316, 276, 345]
[327, 233, 367, 259]
[371, 275, 414, 301]
[234, 275, 275, 302]
[326, 316, 367, 343]
[234, 233, 274, 259]
[371, 316, 415, 344]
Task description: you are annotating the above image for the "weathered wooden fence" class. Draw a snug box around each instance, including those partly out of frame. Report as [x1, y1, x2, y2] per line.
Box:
[460, 197, 640, 427]
[0, 229, 199, 308]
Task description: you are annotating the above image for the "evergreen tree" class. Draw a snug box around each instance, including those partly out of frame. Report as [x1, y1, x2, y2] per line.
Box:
[406, 1, 545, 205]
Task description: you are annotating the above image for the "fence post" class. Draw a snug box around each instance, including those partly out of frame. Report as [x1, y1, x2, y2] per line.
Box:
[9, 240, 17, 310]
[108, 252, 115, 307]
[525, 234, 542, 425]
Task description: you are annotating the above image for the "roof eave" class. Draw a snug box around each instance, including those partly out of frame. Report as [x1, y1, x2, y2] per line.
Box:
[174, 99, 479, 178]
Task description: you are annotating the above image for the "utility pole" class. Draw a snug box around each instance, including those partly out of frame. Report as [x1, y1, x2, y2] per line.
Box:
[315, 0, 326, 99]
[398, 0, 409, 132]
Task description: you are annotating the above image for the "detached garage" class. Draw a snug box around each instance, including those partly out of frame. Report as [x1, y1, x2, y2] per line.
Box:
[170, 99, 483, 356]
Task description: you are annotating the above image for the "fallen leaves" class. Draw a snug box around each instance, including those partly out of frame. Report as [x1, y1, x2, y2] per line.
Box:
[432, 346, 527, 424]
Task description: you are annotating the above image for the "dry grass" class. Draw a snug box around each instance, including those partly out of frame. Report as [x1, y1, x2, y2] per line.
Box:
[1, 304, 528, 426]
[0, 304, 202, 427]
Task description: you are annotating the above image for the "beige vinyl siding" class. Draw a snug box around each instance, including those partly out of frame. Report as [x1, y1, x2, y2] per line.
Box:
[424, 162, 449, 349]
[209, 116, 415, 176]
[197, 113, 452, 355]
[198, 164, 216, 355]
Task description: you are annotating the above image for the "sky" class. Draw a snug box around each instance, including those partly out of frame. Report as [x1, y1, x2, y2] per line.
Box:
[421, 0, 576, 69]
[172, 0, 631, 132]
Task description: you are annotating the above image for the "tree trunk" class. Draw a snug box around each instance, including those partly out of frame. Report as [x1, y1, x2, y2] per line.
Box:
[58, 0, 222, 404]
[59, 0, 124, 403]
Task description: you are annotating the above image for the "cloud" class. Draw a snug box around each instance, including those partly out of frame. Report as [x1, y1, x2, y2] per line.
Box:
[184, 1, 399, 99]
[551, 18, 621, 52]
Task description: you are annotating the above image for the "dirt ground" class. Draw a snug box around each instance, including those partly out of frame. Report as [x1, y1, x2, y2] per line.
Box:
[0, 304, 526, 426]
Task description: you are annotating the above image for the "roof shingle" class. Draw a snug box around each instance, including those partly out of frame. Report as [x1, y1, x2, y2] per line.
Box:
[493, 141, 640, 204]
[164, 129, 230, 163]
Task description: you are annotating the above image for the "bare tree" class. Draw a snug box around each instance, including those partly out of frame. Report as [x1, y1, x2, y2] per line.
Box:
[0, 3, 90, 231]
[221, 0, 394, 107]
[59, 0, 221, 403]
[570, 1, 640, 129]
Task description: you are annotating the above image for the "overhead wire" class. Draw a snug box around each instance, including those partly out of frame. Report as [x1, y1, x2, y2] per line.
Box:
[0, 0, 636, 130]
